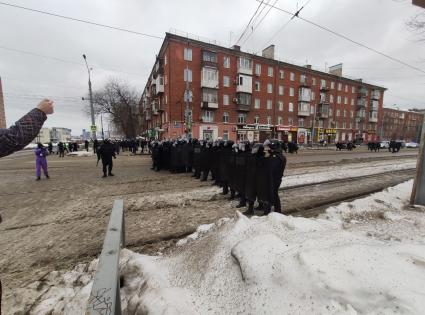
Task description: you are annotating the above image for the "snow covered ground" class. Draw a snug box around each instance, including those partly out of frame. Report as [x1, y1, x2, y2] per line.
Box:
[13, 180, 425, 314]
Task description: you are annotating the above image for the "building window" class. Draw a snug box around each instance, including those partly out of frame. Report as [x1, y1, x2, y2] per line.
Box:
[223, 56, 230, 68]
[223, 94, 229, 106]
[267, 83, 273, 93]
[165, 95, 168, 104]
[278, 101, 283, 111]
[312, 77, 316, 85]
[338, 83, 342, 91]
[223, 76, 230, 87]
[267, 116, 272, 125]
[320, 79, 326, 89]
[202, 110, 214, 122]
[164, 54, 167, 65]
[310, 105, 315, 114]
[336, 109, 340, 117]
[329, 108, 333, 116]
[277, 116, 283, 125]
[290, 72, 295, 81]
[202, 88, 218, 103]
[289, 102, 294, 112]
[331, 82, 335, 89]
[311, 91, 315, 101]
[279, 70, 284, 79]
[344, 85, 348, 92]
[254, 98, 261, 109]
[223, 112, 229, 123]
[223, 130, 229, 140]
[299, 118, 304, 127]
[351, 98, 354, 106]
[238, 113, 246, 124]
[202, 51, 217, 63]
[289, 87, 294, 97]
[239, 57, 252, 70]
[184, 68, 192, 82]
[350, 122, 353, 129]
[278, 85, 284, 95]
[343, 109, 347, 117]
[255, 64, 261, 75]
[335, 121, 339, 129]
[350, 110, 354, 118]
[254, 115, 260, 124]
[255, 81, 260, 91]
[237, 92, 251, 105]
[288, 117, 293, 125]
[344, 96, 348, 105]
[330, 95, 334, 103]
[184, 48, 192, 61]
[267, 100, 272, 110]
[343, 122, 346, 129]
[351, 86, 355, 93]
[268, 66, 273, 77]
[337, 96, 341, 104]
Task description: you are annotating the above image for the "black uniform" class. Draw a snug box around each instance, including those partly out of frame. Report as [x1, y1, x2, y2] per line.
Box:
[98, 140, 116, 177]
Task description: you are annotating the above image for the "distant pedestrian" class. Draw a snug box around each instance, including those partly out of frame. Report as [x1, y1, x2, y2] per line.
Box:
[58, 142, 65, 157]
[84, 140, 89, 152]
[93, 139, 99, 154]
[97, 139, 116, 177]
[48, 141, 53, 154]
[34, 143, 49, 180]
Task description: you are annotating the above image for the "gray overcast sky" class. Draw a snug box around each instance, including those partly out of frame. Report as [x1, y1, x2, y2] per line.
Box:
[1, 0, 424, 135]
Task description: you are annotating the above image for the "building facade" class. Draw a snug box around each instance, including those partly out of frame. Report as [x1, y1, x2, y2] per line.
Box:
[140, 33, 386, 143]
[50, 127, 71, 143]
[0, 77, 6, 129]
[381, 108, 423, 142]
[32, 127, 51, 144]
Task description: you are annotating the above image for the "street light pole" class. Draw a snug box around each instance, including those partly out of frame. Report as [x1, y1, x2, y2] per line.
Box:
[83, 54, 96, 140]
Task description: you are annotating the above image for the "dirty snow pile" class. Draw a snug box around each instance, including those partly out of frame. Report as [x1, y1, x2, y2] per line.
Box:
[67, 151, 94, 157]
[11, 180, 425, 315]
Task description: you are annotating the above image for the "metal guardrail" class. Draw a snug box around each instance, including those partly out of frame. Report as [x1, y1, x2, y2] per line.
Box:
[86, 200, 125, 315]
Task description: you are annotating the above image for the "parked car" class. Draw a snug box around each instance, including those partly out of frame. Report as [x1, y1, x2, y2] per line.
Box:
[380, 141, 390, 149]
[406, 142, 419, 148]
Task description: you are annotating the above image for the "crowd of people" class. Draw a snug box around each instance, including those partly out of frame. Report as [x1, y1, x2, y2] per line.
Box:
[150, 139, 287, 215]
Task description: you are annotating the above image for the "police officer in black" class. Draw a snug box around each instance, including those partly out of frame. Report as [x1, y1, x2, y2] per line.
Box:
[260, 139, 286, 215]
[98, 139, 117, 177]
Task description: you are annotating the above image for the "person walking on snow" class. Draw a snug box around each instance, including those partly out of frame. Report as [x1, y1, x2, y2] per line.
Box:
[35, 142, 49, 180]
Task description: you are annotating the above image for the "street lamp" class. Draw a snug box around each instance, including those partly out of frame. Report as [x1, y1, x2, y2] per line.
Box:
[83, 54, 96, 140]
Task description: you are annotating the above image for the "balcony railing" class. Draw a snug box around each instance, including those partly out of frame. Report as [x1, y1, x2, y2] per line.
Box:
[298, 104, 310, 117]
[371, 90, 380, 100]
[201, 101, 218, 109]
[317, 104, 329, 118]
[237, 104, 251, 111]
[357, 87, 368, 97]
[357, 99, 366, 107]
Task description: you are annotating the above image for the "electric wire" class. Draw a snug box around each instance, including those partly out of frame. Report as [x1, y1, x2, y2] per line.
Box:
[255, 0, 425, 75]
[0, 1, 163, 40]
[235, 0, 266, 45]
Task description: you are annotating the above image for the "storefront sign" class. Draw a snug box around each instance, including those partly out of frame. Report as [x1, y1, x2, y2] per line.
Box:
[325, 128, 337, 134]
[367, 130, 376, 134]
[239, 124, 272, 131]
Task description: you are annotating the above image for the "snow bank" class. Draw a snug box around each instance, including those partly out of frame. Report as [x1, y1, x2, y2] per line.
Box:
[68, 151, 94, 157]
[16, 180, 425, 314]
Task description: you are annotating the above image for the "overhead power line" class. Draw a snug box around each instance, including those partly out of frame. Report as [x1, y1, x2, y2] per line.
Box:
[235, 0, 266, 45]
[256, 0, 425, 75]
[0, 1, 163, 40]
[241, 0, 280, 46]
[262, 0, 312, 48]
[0, 44, 147, 77]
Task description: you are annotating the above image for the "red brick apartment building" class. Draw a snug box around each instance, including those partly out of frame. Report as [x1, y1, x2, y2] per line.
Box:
[140, 33, 386, 143]
[382, 108, 423, 142]
[0, 77, 6, 129]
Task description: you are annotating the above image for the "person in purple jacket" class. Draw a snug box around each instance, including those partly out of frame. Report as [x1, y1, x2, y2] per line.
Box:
[35, 142, 49, 180]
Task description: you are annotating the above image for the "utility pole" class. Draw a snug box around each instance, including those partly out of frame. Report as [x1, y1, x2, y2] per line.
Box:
[83, 54, 96, 140]
[100, 114, 105, 140]
[184, 64, 192, 139]
[410, 116, 425, 205]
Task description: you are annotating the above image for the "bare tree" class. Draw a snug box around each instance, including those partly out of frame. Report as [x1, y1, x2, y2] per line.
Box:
[407, 11, 425, 41]
[86, 78, 141, 138]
